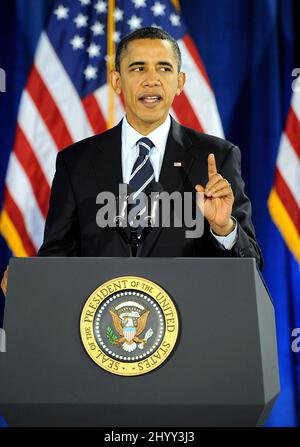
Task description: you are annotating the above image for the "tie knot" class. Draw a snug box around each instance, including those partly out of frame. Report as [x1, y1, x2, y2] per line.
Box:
[137, 137, 154, 156]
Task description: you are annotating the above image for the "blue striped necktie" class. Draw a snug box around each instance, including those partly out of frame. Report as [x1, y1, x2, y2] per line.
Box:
[129, 137, 155, 228]
[129, 137, 155, 198]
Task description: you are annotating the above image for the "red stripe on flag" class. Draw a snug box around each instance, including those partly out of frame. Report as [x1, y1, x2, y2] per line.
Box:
[172, 93, 204, 132]
[183, 35, 211, 88]
[26, 66, 73, 149]
[82, 93, 107, 134]
[3, 187, 37, 255]
[275, 167, 300, 236]
[13, 125, 51, 218]
[285, 107, 300, 159]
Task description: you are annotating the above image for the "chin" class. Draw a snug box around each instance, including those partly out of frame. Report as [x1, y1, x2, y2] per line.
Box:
[139, 112, 166, 124]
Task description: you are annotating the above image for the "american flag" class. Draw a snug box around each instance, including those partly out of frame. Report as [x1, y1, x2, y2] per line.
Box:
[0, 0, 223, 256]
[268, 91, 300, 264]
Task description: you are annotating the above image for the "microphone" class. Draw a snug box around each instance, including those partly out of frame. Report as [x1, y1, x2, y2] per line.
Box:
[114, 182, 164, 256]
[114, 183, 133, 245]
[147, 181, 164, 227]
[114, 183, 133, 227]
[140, 182, 164, 241]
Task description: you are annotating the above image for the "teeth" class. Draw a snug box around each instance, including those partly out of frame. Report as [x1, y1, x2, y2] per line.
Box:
[142, 96, 159, 99]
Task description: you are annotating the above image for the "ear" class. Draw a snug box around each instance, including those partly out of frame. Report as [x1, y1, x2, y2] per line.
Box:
[110, 70, 122, 95]
[176, 71, 186, 96]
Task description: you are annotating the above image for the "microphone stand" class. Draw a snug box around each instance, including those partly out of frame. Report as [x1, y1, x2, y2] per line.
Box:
[129, 226, 139, 257]
[114, 182, 163, 257]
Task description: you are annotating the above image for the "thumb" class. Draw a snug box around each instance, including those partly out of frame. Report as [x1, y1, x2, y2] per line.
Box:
[195, 185, 205, 215]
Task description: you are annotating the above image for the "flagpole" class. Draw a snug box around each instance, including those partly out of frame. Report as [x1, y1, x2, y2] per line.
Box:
[0, 210, 28, 257]
[171, 0, 181, 12]
[107, 0, 115, 129]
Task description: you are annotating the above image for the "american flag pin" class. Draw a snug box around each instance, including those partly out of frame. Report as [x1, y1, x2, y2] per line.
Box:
[174, 161, 183, 167]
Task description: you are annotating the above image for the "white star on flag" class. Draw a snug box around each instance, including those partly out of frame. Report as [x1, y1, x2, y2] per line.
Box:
[113, 31, 121, 43]
[151, 1, 166, 17]
[132, 0, 147, 7]
[70, 35, 85, 50]
[54, 5, 69, 20]
[84, 65, 98, 80]
[104, 54, 114, 66]
[1, 0, 225, 263]
[169, 13, 181, 26]
[94, 0, 107, 14]
[114, 8, 124, 21]
[127, 15, 143, 31]
[87, 43, 101, 58]
[74, 13, 88, 28]
[91, 21, 105, 35]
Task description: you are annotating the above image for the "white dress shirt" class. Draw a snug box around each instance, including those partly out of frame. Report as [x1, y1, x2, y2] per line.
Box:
[121, 114, 170, 183]
[121, 114, 237, 250]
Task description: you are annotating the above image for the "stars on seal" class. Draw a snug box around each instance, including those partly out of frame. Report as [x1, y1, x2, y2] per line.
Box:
[80, 277, 178, 376]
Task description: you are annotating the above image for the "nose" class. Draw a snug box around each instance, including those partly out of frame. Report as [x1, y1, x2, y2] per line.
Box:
[142, 68, 161, 87]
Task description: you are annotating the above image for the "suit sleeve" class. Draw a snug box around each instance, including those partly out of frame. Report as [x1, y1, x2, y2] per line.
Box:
[37, 152, 80, 256]
[210, 144, 264, 270]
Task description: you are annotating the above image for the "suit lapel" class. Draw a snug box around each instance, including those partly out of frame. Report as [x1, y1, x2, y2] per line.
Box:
[90, 120, 123, 196]
[139, 118, 195, 256]
[159, 118, 194, 193]
[90, 120, 130, 255]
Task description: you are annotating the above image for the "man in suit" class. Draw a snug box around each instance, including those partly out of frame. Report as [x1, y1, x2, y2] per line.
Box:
[1, 27, 262, 294]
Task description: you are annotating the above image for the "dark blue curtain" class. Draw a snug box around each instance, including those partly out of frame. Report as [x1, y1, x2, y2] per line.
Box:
[0, 0, 299, 426]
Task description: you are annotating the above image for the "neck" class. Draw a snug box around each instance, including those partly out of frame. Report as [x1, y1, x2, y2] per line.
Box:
[125, 114, 169, 135]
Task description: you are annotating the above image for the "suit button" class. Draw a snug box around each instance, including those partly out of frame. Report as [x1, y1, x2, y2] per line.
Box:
[239, 248, 245, 257]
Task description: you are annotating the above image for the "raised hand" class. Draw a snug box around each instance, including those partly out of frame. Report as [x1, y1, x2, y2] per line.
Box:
[195, 153, 235, 236]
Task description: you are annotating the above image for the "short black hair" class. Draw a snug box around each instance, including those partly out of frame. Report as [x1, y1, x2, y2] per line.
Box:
[115, 27, 182, 72]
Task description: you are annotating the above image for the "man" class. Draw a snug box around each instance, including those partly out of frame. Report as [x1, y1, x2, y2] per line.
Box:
[1, 27, 262, 294]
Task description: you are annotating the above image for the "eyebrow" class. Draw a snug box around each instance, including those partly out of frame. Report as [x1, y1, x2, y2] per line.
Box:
[127, 61, 175, 69]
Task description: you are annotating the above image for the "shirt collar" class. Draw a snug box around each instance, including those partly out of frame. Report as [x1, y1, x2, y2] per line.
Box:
[122, 114, 171, 152]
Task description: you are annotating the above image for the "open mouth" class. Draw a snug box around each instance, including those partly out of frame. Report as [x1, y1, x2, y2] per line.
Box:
[139, 95, 162, 105]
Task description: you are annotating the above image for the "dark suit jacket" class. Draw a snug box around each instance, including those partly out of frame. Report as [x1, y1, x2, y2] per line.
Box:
[38, 117, 263, 270]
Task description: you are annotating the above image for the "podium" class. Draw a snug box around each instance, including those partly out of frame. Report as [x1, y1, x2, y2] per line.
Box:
[0, 257, 279, 427]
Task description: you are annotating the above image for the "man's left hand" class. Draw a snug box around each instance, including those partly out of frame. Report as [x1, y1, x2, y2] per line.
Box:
[195, 153, 235, 236]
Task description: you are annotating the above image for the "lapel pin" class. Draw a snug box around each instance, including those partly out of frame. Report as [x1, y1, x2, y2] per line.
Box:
[173, 161, 183, 167]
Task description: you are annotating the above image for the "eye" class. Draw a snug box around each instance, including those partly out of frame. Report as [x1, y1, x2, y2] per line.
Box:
[159, 66, 172, 72]
[132, 66, 144, 72]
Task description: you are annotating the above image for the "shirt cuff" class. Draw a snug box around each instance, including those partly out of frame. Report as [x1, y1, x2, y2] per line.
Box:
[210, 217, 238, 250]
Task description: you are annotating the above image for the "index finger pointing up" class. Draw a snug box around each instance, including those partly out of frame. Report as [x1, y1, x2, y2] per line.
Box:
[208, 153, 217, 179]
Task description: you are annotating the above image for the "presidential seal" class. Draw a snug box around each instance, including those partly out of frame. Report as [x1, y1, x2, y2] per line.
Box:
[80, 276, 179, 376]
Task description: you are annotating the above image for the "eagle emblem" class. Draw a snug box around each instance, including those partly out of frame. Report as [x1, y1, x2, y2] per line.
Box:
[107, 301, 153, 352]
